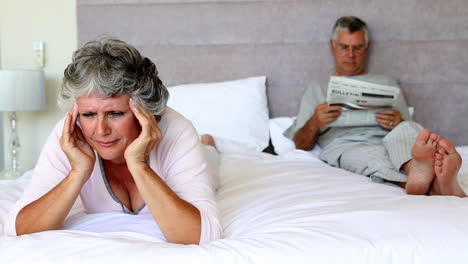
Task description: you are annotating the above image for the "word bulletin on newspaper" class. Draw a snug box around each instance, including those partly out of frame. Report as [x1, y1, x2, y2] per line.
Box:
[326, 76, 400, 127]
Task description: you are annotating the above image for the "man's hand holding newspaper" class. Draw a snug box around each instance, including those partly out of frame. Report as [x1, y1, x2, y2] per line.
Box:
[326, 76, 400, 127]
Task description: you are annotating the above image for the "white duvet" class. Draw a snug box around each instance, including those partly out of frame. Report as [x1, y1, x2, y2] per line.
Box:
[2, 147, 468, 264]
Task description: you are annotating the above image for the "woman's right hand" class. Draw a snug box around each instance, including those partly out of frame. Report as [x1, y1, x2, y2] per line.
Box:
[60, 103, 96, 173]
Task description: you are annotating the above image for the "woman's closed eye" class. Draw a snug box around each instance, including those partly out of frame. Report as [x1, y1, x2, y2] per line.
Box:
[81, 112, 96, 118]
[109, 111, 125, 118]
[79, 111, 125, 119]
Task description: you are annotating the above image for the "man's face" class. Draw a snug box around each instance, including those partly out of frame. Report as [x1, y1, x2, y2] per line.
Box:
[330, 30, 368, 76]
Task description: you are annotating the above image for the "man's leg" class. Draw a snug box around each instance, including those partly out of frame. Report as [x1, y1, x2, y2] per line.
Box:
[382, 121, 423, 170]
[382, 121, 438, 195]
[384, 122, 464, 196]
[431, 138, 466, 197]
[339, 143, 407, 184]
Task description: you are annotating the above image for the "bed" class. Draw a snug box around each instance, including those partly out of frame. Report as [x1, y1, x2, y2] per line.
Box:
[2, 130, 468, 263]
[1, 76, 468, 263]
[2, 0, 468, 263]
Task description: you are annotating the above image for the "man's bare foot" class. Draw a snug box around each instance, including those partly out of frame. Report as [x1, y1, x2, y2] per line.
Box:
[201, 134, 217, 149]
[429, 139, 466, 197]
[405, 129, 439, 195]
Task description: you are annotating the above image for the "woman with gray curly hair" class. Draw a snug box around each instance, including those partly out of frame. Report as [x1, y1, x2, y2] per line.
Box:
[4, 38, 222, 244]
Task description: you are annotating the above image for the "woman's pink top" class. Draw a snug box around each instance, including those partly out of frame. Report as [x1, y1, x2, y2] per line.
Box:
[4, 107, 222, 243]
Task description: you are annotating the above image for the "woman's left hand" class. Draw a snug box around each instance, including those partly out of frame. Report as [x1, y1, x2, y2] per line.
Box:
[124, 98, 162, 167]
[375, 109, 402, 131]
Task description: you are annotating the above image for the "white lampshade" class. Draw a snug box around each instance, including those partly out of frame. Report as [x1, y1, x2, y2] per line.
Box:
[0, 69, 46, 112]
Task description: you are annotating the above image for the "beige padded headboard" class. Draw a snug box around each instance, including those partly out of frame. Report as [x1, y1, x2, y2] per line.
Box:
[77, 0, 468, 145]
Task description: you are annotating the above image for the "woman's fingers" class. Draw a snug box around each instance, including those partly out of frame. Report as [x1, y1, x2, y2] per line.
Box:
[125, 98, 162, 163]
[129, 98, 158, 134]
[70, 102, 79, 135]
[129, 98, 151, 137]
[129, 98, 145, 123]
[75, 124, 86, 142]
[63, 103, 80, 147]
[63, 102, 89, 147]
[62, 113, 72, 144]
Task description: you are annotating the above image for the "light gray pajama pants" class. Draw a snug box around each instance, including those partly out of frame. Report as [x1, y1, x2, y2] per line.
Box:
[338, 121, 423, 183]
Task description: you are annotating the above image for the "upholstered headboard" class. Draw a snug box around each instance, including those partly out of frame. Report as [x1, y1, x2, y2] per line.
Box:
[77, 0, 468, 145]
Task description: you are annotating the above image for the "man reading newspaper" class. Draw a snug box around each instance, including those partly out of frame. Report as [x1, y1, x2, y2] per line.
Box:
[326, 76, 402, 127]
[284, 16, 466, 197]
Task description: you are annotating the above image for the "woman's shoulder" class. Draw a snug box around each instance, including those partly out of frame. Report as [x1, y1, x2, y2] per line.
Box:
[153, 107, 200, 158]
[160, 107, 191, 125]
[158, 107, 196, 135]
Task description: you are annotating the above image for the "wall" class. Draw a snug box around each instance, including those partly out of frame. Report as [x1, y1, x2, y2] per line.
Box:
[78, 0, 468, 145]
[0, 0, 77, 171]
[0, 114, 3, 170]
[0, 32, 3, 170]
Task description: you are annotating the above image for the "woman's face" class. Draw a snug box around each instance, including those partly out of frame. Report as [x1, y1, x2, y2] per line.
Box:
[76, 93, 140, 164]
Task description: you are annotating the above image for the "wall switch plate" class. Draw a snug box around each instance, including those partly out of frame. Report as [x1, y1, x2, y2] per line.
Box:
[33, 41, 45, 68]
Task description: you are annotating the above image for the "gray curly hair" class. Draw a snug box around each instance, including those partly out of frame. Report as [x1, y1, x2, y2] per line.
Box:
[331, 16, 369, 47]
[59, 38, 169, 117]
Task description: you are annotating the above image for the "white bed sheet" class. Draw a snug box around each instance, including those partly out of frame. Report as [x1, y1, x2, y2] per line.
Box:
[2, 147, 468, 264]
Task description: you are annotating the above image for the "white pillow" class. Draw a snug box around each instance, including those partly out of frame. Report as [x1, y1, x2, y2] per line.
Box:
[269, 117, 322, 156]
[167, 76, 269, 151]
[269, 117, 297, 155]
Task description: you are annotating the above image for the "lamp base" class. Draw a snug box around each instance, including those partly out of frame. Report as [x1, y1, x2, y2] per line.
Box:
[7, 112, 23, 180]
[1, 169, 24, 179]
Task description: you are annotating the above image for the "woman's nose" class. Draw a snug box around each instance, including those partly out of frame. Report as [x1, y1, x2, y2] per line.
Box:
[96, 118, 111, 136]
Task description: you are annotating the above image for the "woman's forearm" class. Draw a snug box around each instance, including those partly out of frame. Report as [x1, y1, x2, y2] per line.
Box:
[128, 162, 201, 244]
[15, 169, 90, 235]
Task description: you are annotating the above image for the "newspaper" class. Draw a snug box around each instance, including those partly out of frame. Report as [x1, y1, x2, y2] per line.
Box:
[326, 76, 400, 127]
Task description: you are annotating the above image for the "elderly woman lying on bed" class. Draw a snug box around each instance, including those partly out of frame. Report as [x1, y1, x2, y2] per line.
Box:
[3, 38, 222, 244]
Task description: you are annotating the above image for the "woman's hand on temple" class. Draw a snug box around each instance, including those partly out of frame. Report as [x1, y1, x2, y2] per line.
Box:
[125, 98, 162, 168]
[60, 103, 96, 173]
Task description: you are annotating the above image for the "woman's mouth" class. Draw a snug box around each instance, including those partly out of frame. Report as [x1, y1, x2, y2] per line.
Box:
[96, 139, 119, 148]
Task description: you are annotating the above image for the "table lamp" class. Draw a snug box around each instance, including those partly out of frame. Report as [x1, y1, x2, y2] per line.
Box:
[0, 69, 46, 178]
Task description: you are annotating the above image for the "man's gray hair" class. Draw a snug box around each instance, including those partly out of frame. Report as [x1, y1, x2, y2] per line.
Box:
[331, 16, 369, 47]
[59, 38, 169, 117]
